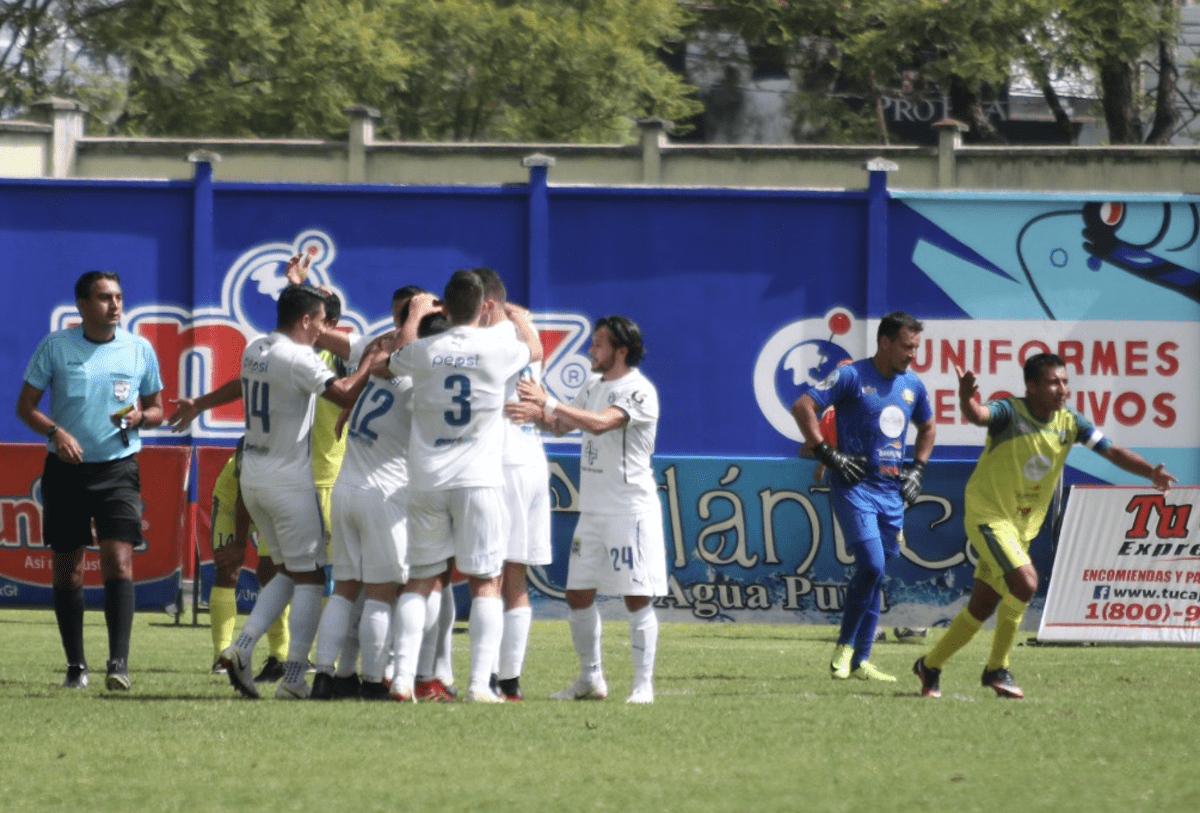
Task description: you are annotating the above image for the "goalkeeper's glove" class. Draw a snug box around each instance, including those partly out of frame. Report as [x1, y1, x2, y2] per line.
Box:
[812, 442, 868, 487]
[899, 460, 927, 506]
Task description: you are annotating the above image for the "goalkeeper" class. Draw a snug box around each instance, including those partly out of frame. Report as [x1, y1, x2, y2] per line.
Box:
[792, 312, 935, 682]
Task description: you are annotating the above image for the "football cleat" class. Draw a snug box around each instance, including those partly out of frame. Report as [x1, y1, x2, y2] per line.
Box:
[415, 678, 456, 702]
[981, 666, 1024, 699]
[330, 673, 361, 700]
[253, 655, 284, 683]
[388, 684, 416, 703]
[104, 659, 131, 691]
[549, 673, 608, 701]
[463, 686, 503, 703]
[218, 647, 259, 699]
[210, 661, 227, 676]
[62, 663, 89, 690]
[358, 681, 390, 701]
[850, 661, 897, 682]
[830, 644, 853, 680]
[496, 677, 523, 702]
[275, 679, 310, 700]
[626, 684, 655, 704]
[309, 672, 335, 701]
[913, 657, 942, 698]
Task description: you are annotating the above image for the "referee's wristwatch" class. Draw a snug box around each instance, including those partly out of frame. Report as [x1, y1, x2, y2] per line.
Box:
[46, 424, 59, 438]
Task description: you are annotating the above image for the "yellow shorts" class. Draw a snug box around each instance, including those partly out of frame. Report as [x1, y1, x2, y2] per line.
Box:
[967, 519, 1033, 594]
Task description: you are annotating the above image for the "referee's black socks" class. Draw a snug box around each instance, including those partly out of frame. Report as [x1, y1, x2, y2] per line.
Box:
[52, 584, 87, 667]
[103, 578, 135, 664]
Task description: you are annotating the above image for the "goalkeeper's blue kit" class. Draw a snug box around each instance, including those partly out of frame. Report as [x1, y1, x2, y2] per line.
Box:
[806, 358, 932, 667]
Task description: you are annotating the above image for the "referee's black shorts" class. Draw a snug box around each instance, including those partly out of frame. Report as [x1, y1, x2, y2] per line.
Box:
[41, 454, 145, 553]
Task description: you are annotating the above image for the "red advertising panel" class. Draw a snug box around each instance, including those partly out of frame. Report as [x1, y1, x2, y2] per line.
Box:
[0, 443, 191, 609]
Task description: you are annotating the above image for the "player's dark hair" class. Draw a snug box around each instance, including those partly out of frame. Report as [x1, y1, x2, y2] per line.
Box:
[392, 285, 425, 304]
[75, 270, 120, 300]
[877, 311, 923, 341]
[442, 269, 484, 324]
[1024, 352, 1065, 384]
[471, 267, 507, 304]
[418, 312, 451, 338]
[276, 284, 326, 328]
[323, 291, 342, 324]
[595, 314, 645, 367]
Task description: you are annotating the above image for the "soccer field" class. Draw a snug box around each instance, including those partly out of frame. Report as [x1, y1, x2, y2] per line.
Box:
[1, 609, 1196, 813]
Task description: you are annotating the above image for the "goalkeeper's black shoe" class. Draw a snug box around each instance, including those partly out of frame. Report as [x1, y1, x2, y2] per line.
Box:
[981, 666, 1024, 699]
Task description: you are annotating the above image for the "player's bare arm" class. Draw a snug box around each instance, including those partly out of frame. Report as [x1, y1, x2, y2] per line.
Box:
[16, 381, 84, 464]
[1100, 445, 1179, 492]
[168, 375, 243, 432]
[322, 343, 388, 409]
[954, 365, 990, 426]
[507, 379, 627, 436]
[789, 392, 826, 448]
[114, 390, 165, 430]
[504, 302, 543, 364]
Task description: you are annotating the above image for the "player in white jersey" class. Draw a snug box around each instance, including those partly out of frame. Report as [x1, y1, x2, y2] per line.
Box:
[507, 315, 664, 704]
[381, 269, 541, 703]
[200, 285, 384, 699]
[474, 268, 551, 701]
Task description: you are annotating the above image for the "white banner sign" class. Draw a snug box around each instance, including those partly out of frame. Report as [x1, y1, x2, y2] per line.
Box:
[1039, 486, 1200, 644]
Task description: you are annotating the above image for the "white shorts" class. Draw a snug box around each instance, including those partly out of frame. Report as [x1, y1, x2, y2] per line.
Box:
[330, 483, 408, 585]
[502, 465, 552, 566]
[407, 486, 505, 580]
[241, 482, 327, 573]
[566, 508, 667, 597]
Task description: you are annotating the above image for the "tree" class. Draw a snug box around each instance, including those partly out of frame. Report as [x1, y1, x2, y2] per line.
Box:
[2, 0, 701, 142]
[700, 0, 1188, 145]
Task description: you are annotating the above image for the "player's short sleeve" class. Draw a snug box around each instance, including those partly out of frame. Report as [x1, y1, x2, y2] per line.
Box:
[985, 398, 1015, 436]
[909, 378, 933, 425]
[387, 343, 421, 379]
[614, 382, 658, 425]
[346, 333, 371, 368]
[22, 335, 55, 391]
[289, 346, 335, 394]
[805, 364, 854, 412]
[137, 337, 164, 396]
[1069, 408, 1111, 452]
[494, 325, 531, 379]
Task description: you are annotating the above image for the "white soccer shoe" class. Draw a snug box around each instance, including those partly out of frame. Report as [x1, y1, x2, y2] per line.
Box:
[625, 684, 654, 704]
[218, 646, 259, 699]
[550, 673, 608, 701]
[275, 679, 311, 700]
[463, 686, 503, 703]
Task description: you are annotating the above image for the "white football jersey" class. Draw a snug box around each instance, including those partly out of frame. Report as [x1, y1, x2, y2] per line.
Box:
[335, 374, 413, 500]
[388, 323, 529, 491]
[495, 321, 548, 470]
[571, 368, 660, 514]
[239, 331, 334, 488]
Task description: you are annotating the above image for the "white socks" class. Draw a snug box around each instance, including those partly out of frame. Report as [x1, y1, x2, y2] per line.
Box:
[390, 591, 427, 693]
[282, 583, 324, 684]
[499, 605, 532, 680]
[467, 596, 503, 693]
[628, 604, 658, 689]
[568, 603, 603, 677]
[358, 598, 392, 684]
[416, 587, 443, 680]
[313, 593, 352, 674]
[234, 572, 295, 653]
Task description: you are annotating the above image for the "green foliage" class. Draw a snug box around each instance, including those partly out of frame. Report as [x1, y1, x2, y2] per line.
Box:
[1, 609, 1198, 812]
[1, 0, 700, 142]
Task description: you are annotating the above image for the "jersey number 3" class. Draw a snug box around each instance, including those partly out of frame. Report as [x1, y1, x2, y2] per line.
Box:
[444, 374, 471, 426]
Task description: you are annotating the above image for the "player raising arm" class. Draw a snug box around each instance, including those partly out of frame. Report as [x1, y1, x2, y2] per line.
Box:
[913, 354, 1176, 700]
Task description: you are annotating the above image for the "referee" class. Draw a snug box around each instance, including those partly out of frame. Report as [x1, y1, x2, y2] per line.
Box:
[16, 271, 164, 691]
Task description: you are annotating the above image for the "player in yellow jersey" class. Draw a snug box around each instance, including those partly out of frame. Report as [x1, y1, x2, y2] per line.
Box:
[913, 353, 1176, 699]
